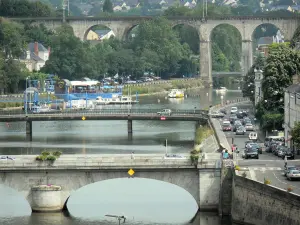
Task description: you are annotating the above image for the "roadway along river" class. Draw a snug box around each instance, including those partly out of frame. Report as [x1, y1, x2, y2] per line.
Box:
[0, 87, 242, 225]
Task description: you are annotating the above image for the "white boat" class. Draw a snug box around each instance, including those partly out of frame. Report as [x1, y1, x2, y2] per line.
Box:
[95, 96, 111, 105]
[109, 95, 138, 105]
[168, 89, 184, 98]
[216, 87, 228, 93]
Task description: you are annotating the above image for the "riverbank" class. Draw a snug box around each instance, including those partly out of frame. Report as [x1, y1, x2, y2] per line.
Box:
[123, 79, 204, 96]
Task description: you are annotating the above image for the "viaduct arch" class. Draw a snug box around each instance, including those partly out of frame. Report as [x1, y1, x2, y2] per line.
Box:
[16, 16, 300, 82]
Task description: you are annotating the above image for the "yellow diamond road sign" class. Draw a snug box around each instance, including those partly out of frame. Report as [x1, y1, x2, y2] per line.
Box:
[128, 168, 135, 176]
[82, 116, 86, 121]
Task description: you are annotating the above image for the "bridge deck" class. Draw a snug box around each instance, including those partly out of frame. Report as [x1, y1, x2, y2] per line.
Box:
[0, 109, 208, 122]
[0, 154, 218, 170]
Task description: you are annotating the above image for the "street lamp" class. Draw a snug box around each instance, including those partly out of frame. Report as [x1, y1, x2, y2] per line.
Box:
[220, 95, 224, 106]
[25, 76, 30, 115]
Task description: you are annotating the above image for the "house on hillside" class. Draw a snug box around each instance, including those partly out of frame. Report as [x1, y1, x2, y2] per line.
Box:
[86, 30, 115, 41]
[270, 5, 294, 12]
[256, 30, 284, 57]
[20, 42, 50, 72]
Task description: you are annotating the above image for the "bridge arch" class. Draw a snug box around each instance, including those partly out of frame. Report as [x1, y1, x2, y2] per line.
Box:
[65, 177, 199, 219]
[62, 169, 200, 211]
[83, 24, 115, 41]
[210, 23, 242, 82]
[123, 24, 139, 41]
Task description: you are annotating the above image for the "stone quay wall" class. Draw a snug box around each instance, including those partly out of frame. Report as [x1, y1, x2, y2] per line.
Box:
[232, 173, 300, 225]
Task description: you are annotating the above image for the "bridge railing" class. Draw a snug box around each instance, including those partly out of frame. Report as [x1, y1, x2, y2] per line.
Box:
[0, 158, 194, 168]
[0, 108, 209, 117]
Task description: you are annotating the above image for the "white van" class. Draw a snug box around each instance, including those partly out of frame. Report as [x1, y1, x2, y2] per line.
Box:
[249, 132, 258, 141]
[231, 107, 238, 114]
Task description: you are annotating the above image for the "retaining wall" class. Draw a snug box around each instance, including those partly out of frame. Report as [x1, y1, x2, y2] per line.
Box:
[232, 173, 300, 225]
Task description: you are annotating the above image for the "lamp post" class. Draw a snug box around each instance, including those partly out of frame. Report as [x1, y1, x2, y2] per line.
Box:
[25, 77, 30, 115]
[220, 95, 224, 106]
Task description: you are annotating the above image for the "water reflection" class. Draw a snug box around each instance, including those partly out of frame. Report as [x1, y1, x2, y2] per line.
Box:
[68, 178, 198, 224]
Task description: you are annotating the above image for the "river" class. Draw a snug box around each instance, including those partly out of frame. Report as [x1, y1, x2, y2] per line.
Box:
[0, 86, 242, 225]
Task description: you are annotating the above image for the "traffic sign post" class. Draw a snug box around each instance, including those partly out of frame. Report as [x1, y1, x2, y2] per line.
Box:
[165, 139, 168, 156]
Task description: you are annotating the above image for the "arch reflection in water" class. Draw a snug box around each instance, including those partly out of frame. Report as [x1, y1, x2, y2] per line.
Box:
[67, 178, 198, 224]
[0, 185, 31, 217]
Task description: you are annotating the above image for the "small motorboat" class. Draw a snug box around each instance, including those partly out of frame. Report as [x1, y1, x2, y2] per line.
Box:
[216, 87, 228, 93]
[168, 89, 184, 98]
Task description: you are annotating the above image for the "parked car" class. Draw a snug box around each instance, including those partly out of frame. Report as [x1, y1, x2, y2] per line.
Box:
[284, 166, 298, 176]
[245, 123, 254, 131]
[244, 147, 259, 159]
[246, 143, 263, 154]
[286, 170, 300, 181]
[157, 109, 172, 116]
[230, 107, 238, 114]
[281, 147, 295, 159]
[236, 126, 246, 135]
[219, 108, 227, 114]
[210, 111, 225, 118]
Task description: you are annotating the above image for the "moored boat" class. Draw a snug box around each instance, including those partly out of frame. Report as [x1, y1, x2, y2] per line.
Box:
[216, 87, 228, 93]
[168, 89, 184, 98]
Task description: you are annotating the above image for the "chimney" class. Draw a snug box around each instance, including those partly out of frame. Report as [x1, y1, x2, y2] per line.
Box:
[26, 50, 31, 60]
[34, 42, 39, 56]
[48, 47, 51, 56]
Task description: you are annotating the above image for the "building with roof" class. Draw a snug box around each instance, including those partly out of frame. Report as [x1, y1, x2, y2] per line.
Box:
[284, 76, 300, 150]
[256, 30, 285, 57]
[20, 42, 50, 72]
[86, 29, 115, 41]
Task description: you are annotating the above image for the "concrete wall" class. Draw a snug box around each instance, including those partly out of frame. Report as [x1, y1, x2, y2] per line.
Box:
[199, 169, 220, 211]
[232, 173, 300, 225]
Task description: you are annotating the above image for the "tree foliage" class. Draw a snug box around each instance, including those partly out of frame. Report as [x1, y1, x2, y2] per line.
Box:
[103, 0, 113, 13]
[0, 0, 55, 17]
[262, 43, 300, 111]
[260, 113, 284, 132]
[291, 121, 300, 148]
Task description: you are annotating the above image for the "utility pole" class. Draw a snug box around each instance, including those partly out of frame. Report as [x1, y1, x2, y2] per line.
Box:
[62, 0, 69, 23]
[205, 0, 208, 16]
[202, 0, 204, 19]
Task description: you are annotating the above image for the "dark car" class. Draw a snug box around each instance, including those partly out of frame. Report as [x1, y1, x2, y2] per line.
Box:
[281, 147, 295, 159]
[245, 140, 254, 148]
[242, 117, 251, 125]
[246, 143, 263, 154]
[219, 108, 227, 115]
[233, 121, 242, 132]
[244, 147, 259, 159]
[229, 114, 238, 124]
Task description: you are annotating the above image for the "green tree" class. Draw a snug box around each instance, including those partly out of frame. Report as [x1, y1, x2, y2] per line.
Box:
[260, 113, 284, 132]
[103, 0, 113, 13]
[291, 25, 300, 48]
[262, 43, 300, 111]
[0, 19, 26, 58]
[291, 121, 300, 148]
[41, 24, 96, 80]
[24, 24, 54, 48]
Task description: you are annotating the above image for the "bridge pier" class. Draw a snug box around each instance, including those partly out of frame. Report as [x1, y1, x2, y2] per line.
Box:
[199, 40, 212, 83]
[26, 120, 32, 141]
[30, 185, 63, 212]
[128, 119, 133, 134]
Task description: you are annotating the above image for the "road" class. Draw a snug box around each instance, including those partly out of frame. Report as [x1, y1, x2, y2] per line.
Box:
[219, 103, 300, 195]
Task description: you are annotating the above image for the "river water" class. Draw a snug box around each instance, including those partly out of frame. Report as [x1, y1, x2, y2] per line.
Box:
[0, 86, 242, 225]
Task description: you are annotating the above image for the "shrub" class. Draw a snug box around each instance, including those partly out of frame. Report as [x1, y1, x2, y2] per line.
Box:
[242, 172, 247, 178]
[235, 165, 240, 171]
[52, 151, 62, 158]
[41, 151, 50, 156]
[46, 155, 57, 161]
[190, 154, 199, 164]
[264, 178, 271, 185]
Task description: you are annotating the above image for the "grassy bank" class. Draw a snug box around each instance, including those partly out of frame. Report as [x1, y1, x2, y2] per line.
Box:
[190, 126, 214, 165]
[194, 126, 214, 145]
[122, 79, 203, 95]
[0, 102, 23, 109]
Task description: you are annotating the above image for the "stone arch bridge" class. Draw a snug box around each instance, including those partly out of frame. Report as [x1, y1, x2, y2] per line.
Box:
[10, 16, 300, 82]
[0, 154, 220, 212]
